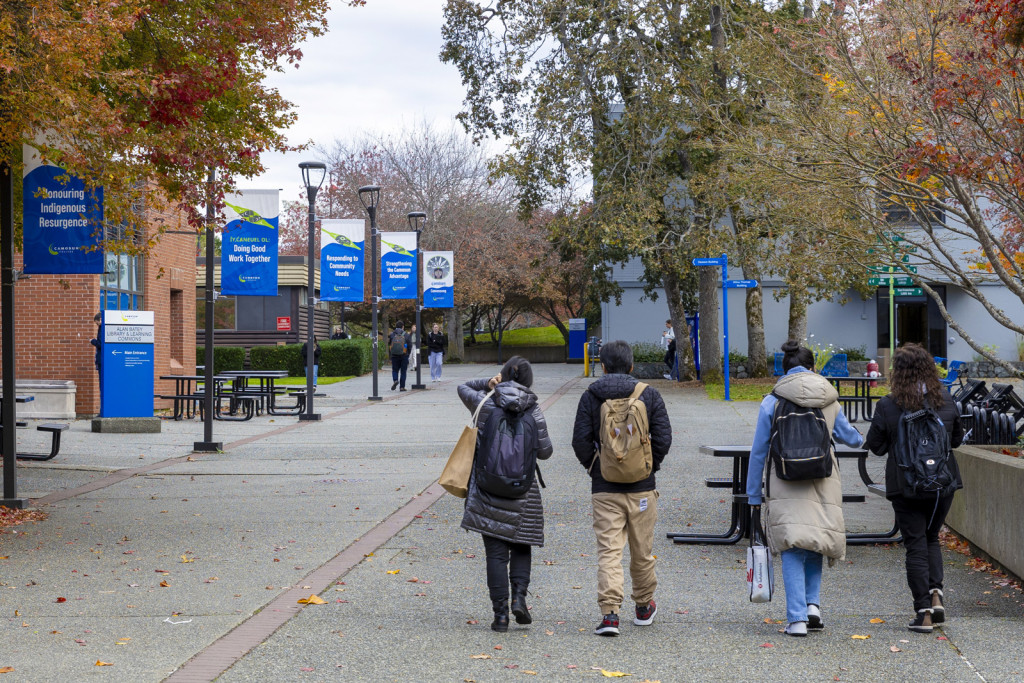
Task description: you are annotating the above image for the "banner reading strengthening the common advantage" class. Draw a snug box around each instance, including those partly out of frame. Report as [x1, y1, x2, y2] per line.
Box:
[22, 145, 104, 274]
[422, 251, 454, 308]
[221, 190, 279, 296]
[320, 219, 365, 302]
[380, 232, 417, 300]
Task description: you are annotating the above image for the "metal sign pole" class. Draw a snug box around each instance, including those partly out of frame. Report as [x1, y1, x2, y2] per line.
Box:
[0, 160, 26, 507]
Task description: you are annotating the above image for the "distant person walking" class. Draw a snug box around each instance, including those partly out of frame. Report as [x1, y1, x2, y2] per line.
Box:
[427, 322, 447, 382]
[661, 320, 675, 380]
[388, 321, 410, 391]
[408, 324, 420, 373]
[865, 343, 963, 633]
[746, 340, 864, 637]
[458, 357, 553, 632]
[571, 340, 673, 636]
[300, 336, 321, 387]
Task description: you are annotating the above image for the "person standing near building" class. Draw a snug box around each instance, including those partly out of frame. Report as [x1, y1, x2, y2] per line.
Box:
[661, 320, 675, 380]
[408, 323, 420, 373]
[571, 340, 673, 636]
[301, 336, 321, 387]
[427, 322, 447, 382]
[388, 321, 410, 391]
[90, 312, 102, 374]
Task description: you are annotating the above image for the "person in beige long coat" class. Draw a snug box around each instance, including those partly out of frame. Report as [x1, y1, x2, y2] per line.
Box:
[746, 341, 865, 637]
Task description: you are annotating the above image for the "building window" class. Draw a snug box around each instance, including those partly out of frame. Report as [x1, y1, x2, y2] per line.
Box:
[879, 195, 945, 226]
[170, 289, 184, 366]
[101, 223, 143, 310]
[196, 288, 236, 330]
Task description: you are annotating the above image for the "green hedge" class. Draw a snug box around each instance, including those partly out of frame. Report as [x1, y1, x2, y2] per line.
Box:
[630, 342, 665, 363]
[195, 346, 245, 374]
[249, 338, 378, 377]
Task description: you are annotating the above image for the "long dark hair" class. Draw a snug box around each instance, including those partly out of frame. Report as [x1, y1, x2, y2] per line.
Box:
[500, 356, 533, 388]
[889, 343, 945, 411]
[780, 340, 814, 373]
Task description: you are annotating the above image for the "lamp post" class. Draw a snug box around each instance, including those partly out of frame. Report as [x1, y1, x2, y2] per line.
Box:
[299, 161, 326, 421]
[359, 185, 383, 401]
[194, 166, 222, 451]
[407, 212, 426, 390]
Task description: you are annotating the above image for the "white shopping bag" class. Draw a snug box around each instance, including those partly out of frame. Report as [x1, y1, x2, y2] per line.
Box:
[746, 507, 774, 603]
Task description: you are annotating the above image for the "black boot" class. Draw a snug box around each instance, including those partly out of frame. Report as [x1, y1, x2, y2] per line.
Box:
[491, 599, 509, 632]
[511, 584, 532, 625]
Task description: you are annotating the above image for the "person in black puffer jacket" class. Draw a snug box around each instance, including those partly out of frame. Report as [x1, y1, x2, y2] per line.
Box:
[458, 356, 553, 633]
[865, 343, 963, 634]
[571, 340, 672, 636]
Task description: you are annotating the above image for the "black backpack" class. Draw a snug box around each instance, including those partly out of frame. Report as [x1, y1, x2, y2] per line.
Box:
[475, 406, 540, 498]
[768, 393, 834, 481]
[893, 408, 957, 499]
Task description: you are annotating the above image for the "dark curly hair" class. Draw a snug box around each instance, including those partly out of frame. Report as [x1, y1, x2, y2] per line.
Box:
[889, 343, 945, 411]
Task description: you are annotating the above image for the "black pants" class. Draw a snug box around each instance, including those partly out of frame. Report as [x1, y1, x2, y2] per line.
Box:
[482, 534, 531, 605]
[891, 494, 954, 611]
[664, 340, 676, 372]
[390, 354, 408, 388]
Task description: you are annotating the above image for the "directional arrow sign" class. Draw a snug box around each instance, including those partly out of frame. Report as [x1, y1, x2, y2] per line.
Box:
[725, 279, 757, 288]
[868, 265, 917, 274]
[894, 287, 924, 296]
[692, 257, 725, 267]
[869, 277, 914, 287]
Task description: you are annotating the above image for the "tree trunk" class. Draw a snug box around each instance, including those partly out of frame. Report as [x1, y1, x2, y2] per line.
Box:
[787, 288, 808, 343]
[743, 265, 769, 377]
[663, 271, 696, 380]
[698, 267, 722, 383]
[446, 305, 465, 361]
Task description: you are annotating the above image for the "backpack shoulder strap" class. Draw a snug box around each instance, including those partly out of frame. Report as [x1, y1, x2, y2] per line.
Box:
[471, 390, 496, 428]
[629, 382, 648, 401]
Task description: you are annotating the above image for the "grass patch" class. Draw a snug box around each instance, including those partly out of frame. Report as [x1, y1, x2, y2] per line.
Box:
[467, 325, 566, 347]
[274, 376, 352, 386]
[704, 378, 890, 402]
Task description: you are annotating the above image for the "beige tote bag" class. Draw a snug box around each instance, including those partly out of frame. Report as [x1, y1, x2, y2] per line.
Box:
[439, 390, 494, 498]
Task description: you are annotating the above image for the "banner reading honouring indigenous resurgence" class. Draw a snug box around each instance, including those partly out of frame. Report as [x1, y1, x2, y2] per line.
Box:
[320, 219, 365, 302]
[221, 190, 279, 296]
[22, 145, 104, 274]
[380, 232, 417, 300]
[422, 251, 454, 308]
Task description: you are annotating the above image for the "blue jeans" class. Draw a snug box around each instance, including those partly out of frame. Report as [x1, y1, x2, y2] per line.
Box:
[429, 351, 443, 380]
[305, 364, 318, 387]
[781, 548, 823, 623]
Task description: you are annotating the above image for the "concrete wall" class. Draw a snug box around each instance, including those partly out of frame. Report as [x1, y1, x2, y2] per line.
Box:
[946, 445, 1024, 580]
[461, 345, 567, 364]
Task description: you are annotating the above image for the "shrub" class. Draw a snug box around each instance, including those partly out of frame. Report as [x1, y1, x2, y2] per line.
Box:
[631, 342, 665, 363]
[249, 344, 301, 375]
[728, 350, 748, 365]
[196, 346, 245, 374]
[836, 345, 868, 362]
[250, 338, 377, 376]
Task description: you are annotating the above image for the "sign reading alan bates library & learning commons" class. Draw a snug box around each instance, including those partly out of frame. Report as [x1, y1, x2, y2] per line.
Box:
[21, 145, 104, 274]
[221, 190, 279, 297]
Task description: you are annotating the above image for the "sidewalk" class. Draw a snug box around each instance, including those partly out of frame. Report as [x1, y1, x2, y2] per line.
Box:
[2, 364, 1022, 681]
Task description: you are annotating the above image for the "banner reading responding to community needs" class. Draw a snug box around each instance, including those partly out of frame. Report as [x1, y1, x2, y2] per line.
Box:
[320, 219, 365, 302]
[221, 190, 279, 296]
[380, 232, 417, 300]
[22, 145, 104, 274]
[422, 251, 454, 308]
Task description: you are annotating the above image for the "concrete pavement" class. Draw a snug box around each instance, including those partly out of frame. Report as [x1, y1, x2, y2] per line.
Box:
[0, 363, 1021, 681]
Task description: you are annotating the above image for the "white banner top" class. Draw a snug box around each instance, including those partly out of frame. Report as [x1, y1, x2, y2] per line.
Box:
[103, 310, 154, 326]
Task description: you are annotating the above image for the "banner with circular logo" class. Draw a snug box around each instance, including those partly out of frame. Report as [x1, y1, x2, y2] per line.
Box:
[422, 251, 454, 308]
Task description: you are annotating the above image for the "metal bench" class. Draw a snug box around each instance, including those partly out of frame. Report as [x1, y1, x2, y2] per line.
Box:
[15, 423, 70, 461]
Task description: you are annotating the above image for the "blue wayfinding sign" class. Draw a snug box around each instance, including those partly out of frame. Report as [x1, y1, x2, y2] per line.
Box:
[221, 190, 280, 297]
[725, 279, 758, 288]
[568, 318, 587, 360]
[99, 310, 154, 418]
[22, 145, 104, 274]
[423, 251, 454, 308]
[692, 257, 725, 267]
[320, 219, 364, 302]
[381, 232, 417, 300]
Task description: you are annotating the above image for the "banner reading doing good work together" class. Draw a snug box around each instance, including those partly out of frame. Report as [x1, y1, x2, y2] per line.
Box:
[22, 145, 104, 274]
[221, 190, 279, 296]
[422, 251, 454, 308]
[320, 219, 365, 302]
[380, 232, 417, 300]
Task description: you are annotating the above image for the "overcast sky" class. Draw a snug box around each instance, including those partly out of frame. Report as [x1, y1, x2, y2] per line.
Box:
[241, 0, 470, 204]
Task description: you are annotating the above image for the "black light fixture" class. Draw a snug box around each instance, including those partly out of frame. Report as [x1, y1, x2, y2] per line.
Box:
[359, 185, 383, 401]
[299, 161, 327, 421]
[407, 211, 426, 390]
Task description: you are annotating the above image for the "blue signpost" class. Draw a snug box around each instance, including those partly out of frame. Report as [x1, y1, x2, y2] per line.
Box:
[99, 310, 154, 418]
[568, 318, 587, 361]
[691, 254, 758, 401]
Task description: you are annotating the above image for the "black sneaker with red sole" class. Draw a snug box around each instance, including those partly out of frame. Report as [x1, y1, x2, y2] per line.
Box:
[634, 601, 657, 626]
[595, 613, 620, 636]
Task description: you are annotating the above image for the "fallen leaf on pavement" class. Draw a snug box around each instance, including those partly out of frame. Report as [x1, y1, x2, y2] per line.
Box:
[890, 646, 902, 652]
[759, 643, 774, 648]
[937, 636, 948, 641]
[851, 635, 871, 640]
[297, 595, 325, 605]
[300, 667, 314, 671]
[763, 618, 784, 624]
[494, 645, 502, 650]
[0, 667, 13, 674]
[55, 597, 67, 603]
[95, 661, 113, 666]
[545, 629, 554, 636]
[386, 569, 400, 575]
[181, 555, 194, 563]
[593, 668, 632, 677]
[869, 618, 886, 624]
[470, 654, 491, 659]
[159, 580, 170, 588]
[523, 671, 537, 675]
[407, 577, 419, 583]
[466, 619, 478, 625]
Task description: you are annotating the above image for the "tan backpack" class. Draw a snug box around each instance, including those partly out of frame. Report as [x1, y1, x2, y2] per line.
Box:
[590, 383, 653, 483]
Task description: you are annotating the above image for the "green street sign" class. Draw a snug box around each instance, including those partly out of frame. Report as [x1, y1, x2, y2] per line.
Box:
[869, 277, 914, 287]
[894, 287, 924, 296]
[868, 265, 917, 274]
[877, 232, 905, 242]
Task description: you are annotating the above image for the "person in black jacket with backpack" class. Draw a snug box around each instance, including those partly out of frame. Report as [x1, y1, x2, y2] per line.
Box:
[388, 321, 410, 391]
[865, 343, 963, 633]
[571, 340, 672, 636]
[457, 356, 553, 633]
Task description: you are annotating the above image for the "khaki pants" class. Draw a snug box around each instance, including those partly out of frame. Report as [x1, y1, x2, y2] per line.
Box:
[592, 490, 658, 614]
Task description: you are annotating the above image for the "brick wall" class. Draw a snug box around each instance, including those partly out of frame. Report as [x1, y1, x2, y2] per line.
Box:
[0, 203, 196, 416]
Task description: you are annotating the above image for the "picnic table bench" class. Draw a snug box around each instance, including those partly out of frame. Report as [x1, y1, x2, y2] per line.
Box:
[1, 395, 70, 461]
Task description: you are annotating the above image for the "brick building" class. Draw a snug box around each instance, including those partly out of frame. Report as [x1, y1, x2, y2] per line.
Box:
[5, 204, 196, 417]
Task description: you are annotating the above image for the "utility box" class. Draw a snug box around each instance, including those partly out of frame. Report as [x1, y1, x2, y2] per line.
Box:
[568, 318, 587, 361]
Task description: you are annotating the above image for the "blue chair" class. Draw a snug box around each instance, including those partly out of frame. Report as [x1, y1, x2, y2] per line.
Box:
[820, 354, 848, 377]
[941, 360, 965, 391]
[773, 353, 784, 376]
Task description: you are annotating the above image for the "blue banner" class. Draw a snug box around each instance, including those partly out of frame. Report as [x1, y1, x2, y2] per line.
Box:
[381, 232, 417, 300]
[320, 219, 364, 302]
[422, 251, 454, 308]
[221, 190, 279, 296]
[22, 146, 104, 274]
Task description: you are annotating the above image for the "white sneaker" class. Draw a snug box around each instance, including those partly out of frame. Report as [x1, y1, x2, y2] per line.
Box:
[807, 604, 823, 631]
[785, 621, 807, 637]
[663, 373, 671, 380]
